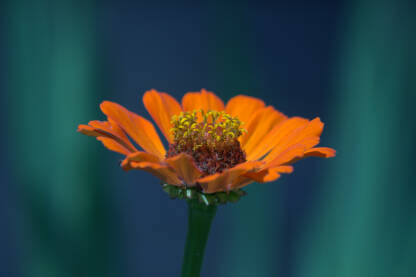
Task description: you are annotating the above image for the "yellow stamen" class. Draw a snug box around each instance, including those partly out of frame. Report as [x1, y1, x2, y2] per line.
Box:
[170, 109, 246, 150]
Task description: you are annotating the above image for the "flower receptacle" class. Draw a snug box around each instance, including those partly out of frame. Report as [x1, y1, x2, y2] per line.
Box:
[162, 183, 246, 206]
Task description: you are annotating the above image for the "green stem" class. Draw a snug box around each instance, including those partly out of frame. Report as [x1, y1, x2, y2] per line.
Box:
[181, 200, 217, 277]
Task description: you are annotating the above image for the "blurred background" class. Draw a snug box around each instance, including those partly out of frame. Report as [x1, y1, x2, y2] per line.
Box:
[1, 0, 416, 276]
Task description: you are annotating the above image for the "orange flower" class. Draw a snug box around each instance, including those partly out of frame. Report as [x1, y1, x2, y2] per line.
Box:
[78, 89, 335, 194]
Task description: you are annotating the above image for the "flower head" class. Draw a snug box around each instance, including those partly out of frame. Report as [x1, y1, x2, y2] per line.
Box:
[78, 89, 335, 196]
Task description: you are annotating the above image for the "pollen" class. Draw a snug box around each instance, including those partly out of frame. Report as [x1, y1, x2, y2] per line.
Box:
[167, 110, 247, 177]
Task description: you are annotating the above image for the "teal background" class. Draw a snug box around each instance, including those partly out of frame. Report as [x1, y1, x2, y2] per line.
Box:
[1, 0, 415, 276]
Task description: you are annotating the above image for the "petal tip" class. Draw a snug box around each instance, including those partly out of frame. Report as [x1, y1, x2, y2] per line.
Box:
[326, 148, 336, 158]
[77, 124, 86, 132]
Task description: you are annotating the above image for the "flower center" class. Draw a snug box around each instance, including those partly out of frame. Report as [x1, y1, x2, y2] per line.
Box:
[167, 110, 247, 177]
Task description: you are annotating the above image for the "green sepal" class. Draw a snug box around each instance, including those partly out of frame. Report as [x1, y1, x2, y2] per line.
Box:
[162, 184, 246, 206]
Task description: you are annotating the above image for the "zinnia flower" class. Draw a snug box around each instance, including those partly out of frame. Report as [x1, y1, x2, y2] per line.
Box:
[78, 89, 335, 195]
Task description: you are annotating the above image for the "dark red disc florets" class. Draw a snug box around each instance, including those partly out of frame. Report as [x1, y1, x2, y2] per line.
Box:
[167, 140, 246, 177]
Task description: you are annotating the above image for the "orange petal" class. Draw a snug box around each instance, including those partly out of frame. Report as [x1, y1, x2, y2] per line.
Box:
[283, 147, 336, 165]
[304, 147, 336, 158]
[225, 95, 266, 127]
[78, 124, 101, 136]
[241, 106, 287, 152]
[78, 122, 137, 154]
[273, 165, 295, 174]
[181, 89, 224, 112]
[197, 161, 263, 194]
[263, 117, 323, 164]
[127, 161, 182, 186]
[266, 141, 316, 168]
[246, 117, 308, 161]
[143, 89, 182, 143]
[232, 165, 294, 188]
[97, 137, 131, 155]
[89, 120, 137, 152]
[243, 165, 294, 183]
[121, 151, 162, 171]
[165, 153, 203, 185]
[100, 101, 166, 159]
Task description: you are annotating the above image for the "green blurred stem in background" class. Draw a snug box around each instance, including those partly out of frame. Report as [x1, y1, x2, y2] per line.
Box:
[181, 200, 217, 277]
